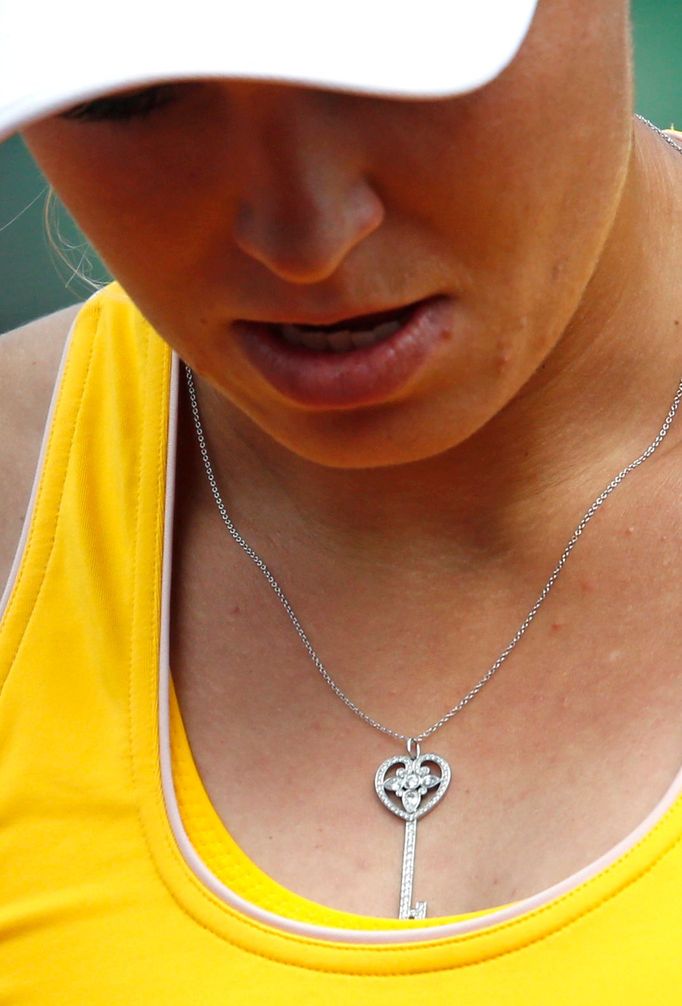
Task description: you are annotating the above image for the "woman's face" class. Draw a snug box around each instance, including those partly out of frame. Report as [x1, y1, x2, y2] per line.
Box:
[23, 0, 632, 469]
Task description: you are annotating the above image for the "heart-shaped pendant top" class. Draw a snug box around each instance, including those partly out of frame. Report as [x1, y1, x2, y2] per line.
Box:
[375, 753, 451, 821]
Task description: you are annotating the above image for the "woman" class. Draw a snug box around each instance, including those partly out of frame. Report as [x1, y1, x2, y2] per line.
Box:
[1, 0, 681, 1000]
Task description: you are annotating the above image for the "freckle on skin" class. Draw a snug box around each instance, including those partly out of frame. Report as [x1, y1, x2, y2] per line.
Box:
[550, 622, 563, 632]
[496, 349, 513, 372]
[495, 336, 514, 373]
[231, 604, 241, 615]
[624, 526, 635, 536]
[580, 578, 596, 593]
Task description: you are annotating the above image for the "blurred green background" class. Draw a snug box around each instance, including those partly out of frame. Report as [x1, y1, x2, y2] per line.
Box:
[1, 0, 680, 334]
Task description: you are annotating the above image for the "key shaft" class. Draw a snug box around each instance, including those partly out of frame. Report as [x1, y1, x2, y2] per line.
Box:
[399, 818, 427, 920]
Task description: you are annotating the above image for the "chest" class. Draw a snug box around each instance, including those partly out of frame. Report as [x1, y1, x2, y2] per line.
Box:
[165, 386, 682, 918]
[169, 523, 682, 919]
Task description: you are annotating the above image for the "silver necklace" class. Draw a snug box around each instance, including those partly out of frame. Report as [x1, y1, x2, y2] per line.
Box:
[184, 116, 682, 919]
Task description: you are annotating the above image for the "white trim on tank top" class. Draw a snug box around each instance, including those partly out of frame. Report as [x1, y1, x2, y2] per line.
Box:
[0, 312, 79, 621]
[1, 302, 680, 946]
[158, 349, 682, 946]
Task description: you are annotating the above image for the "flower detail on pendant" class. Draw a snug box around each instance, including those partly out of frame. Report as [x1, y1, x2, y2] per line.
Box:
[383, 760, 441, 815]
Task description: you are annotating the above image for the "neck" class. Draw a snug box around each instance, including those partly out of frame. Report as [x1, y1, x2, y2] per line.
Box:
[186, 119, 682, 577]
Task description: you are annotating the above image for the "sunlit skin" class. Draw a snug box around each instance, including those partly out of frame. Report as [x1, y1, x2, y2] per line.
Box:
[18, 0, 682, 916]
[21, 0, 682, 706]
[22, 0, 681, 502]
[23, 0, 680, 475]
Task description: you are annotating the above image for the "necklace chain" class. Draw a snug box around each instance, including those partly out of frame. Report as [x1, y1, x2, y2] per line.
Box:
[184, 115, 682, 746]
[186, 369, 681, 744]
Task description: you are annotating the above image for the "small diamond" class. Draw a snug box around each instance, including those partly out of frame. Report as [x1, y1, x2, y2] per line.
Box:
[402, 790, 421, 813]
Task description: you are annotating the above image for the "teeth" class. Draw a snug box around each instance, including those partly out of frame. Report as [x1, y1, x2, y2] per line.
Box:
[280, 324, 302, 347]
[278, 318, 403, 352]
[281, 325, 332, 350]
[326, 329, 354, 352]
[352, 320, 401, 346]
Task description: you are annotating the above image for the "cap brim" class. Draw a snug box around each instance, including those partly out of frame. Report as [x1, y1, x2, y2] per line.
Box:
[1, 0, 539, 141]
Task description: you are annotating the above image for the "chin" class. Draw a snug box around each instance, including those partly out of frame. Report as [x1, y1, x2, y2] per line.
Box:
[251, 403, 484, 471]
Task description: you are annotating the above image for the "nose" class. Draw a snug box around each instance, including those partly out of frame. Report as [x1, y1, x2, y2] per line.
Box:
[231, 93, 385, 284]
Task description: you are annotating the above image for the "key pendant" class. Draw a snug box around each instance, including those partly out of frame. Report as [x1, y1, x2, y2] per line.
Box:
[375, 742, 451, 920]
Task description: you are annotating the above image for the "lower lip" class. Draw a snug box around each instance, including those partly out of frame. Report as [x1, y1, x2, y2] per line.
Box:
[232, 296, 455, 408]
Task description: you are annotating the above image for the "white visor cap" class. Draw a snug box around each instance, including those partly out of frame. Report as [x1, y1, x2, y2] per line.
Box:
[0, 0, 539, 142]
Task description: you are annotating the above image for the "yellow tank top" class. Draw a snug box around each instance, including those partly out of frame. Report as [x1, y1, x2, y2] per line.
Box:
[1, 282, 681, 1002]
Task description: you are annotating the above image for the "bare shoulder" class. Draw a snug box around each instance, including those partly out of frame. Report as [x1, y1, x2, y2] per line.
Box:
[0, 302, 82, 596]
[0, 302, 80, 406]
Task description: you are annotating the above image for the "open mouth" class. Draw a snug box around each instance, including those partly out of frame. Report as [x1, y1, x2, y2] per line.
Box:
[264, 303, 418, 353]
[233, 294, 454, 407]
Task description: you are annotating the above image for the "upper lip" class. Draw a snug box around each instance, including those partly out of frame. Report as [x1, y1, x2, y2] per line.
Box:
[235, 297, 429, 329]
